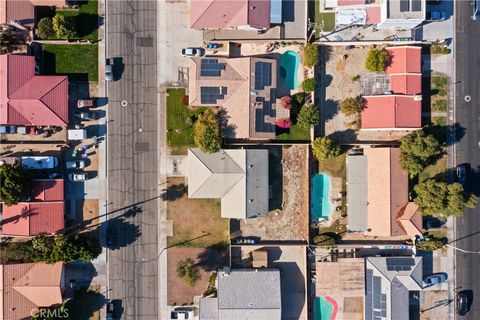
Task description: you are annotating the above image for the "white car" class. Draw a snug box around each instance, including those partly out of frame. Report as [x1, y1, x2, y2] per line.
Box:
[181, 47, 204, 57]
[66, 160, 86, 169]
[69, 173, 87, 182]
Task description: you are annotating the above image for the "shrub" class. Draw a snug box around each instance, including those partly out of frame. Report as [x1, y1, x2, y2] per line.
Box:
[303, 43, 318, 68]
[365, 48, 389, 72]
[416, 239, 445, 251]
[176, 258, 201, 287]
[193, 111, 222, 153]
[276, 118, 292, 129]
[311, 137, 341, 161]
[53, 14, 77, 39]
[433, 99, 447, 112]
[280, 95, 292, 109]
[36, 17, 55, 39]
[399, 130, 442, 176]
[0, 163, 33, 206]
[297, 104, 319, 129]
[302, 78, 317, 93]
[340, 96, 362, 116]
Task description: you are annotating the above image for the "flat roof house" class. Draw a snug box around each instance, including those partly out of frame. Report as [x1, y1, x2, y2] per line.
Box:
[190, 0, 272, 30]
[362, 46, 422, 130]
[199, 268, 282, 320]
[346, 148, 423, 237]
[1, 179, 65, 237]
[189, 57, 277, 140]
[0, 55, 69, 126]
[365, 256, 423, 320]
[187, 148, 268, 219]
[1, 262, 65, 320]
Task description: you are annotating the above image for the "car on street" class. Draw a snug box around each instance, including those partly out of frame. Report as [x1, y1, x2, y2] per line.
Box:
[423, 273, 448, 286]
[457, 291, 469, 315]
[456, 164, 468, 186]
[66, 160, 86, 169]
[77, 99, 97, 108]
[75, 111, 98, 121]
[68, 172, 87, 182]
[181, 47, 204, 57]
[474, 0, 480, 21]
[106, 59, 115, 81]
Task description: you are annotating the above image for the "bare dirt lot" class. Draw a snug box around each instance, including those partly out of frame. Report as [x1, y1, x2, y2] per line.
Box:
[234, 145, 309, 241]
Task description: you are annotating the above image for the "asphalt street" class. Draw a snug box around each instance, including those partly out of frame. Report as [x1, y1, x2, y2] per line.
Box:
[106, 1, 159, 319]
[454, 1, 480, 319]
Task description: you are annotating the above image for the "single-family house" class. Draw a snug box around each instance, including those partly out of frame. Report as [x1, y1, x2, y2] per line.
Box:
[0, 54, 69, 127]
[0, 0, 66, 26]
[365, 256, 423, 320]
[189, 57, 277, 140]
[362, 46, 422, 130]
[346, 148, 423, 237]
[1, 179, 65, 237]
[1, 262, 65, 320]
[199, 268, 282, 320]
[187, 148, 268, 219]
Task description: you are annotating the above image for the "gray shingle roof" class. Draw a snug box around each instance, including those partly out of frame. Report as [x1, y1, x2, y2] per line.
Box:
[346, 154, 368, 231]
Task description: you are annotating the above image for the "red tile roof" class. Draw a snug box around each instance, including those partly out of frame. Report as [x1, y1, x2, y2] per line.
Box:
[389, 74, 422, 95]
[1, 262, 64, 320]
[0, 55, 68, 126]
[1, 179, 65, 236]
[362, 95, 421, 129]
[385, 46, 422, 74]
[1, 0, 66, 24]
[190, 0, 270, 30]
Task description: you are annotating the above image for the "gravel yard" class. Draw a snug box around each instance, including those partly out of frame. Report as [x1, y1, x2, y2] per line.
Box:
[234, 145, 309, 241]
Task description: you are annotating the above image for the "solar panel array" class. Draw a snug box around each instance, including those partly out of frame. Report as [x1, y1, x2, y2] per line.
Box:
[365, 269, 387, 320]
[254, 62, 272, 90]
[200, 59, 225, 77]
[200, 86, 227, 104]
[386, 258, 416, 272]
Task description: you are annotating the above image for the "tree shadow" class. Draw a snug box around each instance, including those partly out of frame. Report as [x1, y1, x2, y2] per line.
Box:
[327, 129, 357, 144]
[75, 13, 100, 38]
[105, 217, 142, 250]
[218, 107, 237, 139]
[446, 122, 466, 146]
[161, 183, 187, 201]
[196, 245, 229, 272]
[64, 286, 106, 320]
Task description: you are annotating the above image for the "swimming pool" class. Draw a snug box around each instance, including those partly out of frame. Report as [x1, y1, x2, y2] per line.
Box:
[314, 297, 338, 320]
[311, 174, 334, 222]
[279, 50, 300, 90]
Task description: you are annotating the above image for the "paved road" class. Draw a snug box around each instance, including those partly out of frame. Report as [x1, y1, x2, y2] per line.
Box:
[454, 1, 480, 319]
[106, 1, 159, 319]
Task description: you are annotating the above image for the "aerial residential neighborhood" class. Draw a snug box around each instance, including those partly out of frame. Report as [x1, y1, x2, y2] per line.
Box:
[0, 0, 478, 320]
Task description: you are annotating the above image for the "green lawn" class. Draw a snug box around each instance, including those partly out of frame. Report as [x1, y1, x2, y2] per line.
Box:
[43, 44, 98, 81]
[314, 0, 336, 33]
[167, 88, 206, 150]
[276, 124, 310, 141]
[319, 153, 346, 179]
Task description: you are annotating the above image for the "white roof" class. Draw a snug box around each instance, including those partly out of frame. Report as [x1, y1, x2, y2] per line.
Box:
[67, 129, 87, 140]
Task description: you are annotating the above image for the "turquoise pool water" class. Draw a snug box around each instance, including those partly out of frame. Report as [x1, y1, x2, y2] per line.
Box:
[279, 50, 300, 90]
[311, 174, 334, 222]
[314, 297, 334, 320]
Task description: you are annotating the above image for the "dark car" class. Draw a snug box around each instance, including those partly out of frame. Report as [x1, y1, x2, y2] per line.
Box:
[456, 164, 468, 186]
[423, 273, 448, 286]
[474, 0, 480, 21]
[457, 292, 469, 315]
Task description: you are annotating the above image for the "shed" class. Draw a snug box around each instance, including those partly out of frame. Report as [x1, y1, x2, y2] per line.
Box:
[68, 129, 87, 140]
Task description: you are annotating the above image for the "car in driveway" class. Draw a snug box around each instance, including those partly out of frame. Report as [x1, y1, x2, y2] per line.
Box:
[75, 111, 98, 121]
[66, 160, 86, 169]
[77, 99, 97, 108]
[423, 273, 448, 286]
[69, 172, 87, 182]
[457, 291, 469, 315]
[181, 47, 204, 57]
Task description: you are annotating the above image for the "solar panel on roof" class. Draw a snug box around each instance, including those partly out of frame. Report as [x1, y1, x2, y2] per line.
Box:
[400, 0, 410, 12]
[386, 257, 416, 271]
[254, 62, 272, 90]
[200, 86, 227, 104]
[200, 59, 225, 77]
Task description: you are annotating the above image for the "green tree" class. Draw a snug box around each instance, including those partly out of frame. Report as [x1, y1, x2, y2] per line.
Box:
[176, 258, 201, 287]
[311, 137, 341, 161]
[193, 111, 222, 153]
[0, 28, 19, 54]
[340, 96, 362, 116]
[400, 130, 442, 176]
[414, 179, 478, 220]
[36, 17, 55, 39]
[52, 14, 77, 39]
[302, 78, 317, 93]
[297, 104, 319, 129]
[365, 48, 390, 72]
[303, 43, 319, 68]
[0, 163, 33, 206]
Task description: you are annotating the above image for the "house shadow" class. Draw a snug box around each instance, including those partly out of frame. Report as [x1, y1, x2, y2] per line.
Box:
[315, 46, 337, 138]
[268, 146, 283, 211]
[196, 245, 229, 272]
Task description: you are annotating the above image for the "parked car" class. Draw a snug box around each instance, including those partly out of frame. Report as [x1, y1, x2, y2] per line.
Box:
[474, 0, 480, 21]
[456, 164, 468, 186]
[69, 172, 87, 182]
[232, 237, 258, 245]
[106, 59, 115, 81]
[171, 307, 194, 319]
[75, 111, 98, 121]
[181, 47, 204, 57]
[77, 99, 97, 108]
[21, 156, 58, 169]
[106, 302, 115, 320]
[457, 291, 469, 315]
[66, 160, 86, 169]
[423, 273, 448, 286]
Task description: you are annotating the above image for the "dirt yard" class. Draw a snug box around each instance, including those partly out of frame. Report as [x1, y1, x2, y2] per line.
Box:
[167, 247, 227, 306]
[236, 145, 309, 241]
[166, 177, 229, 248]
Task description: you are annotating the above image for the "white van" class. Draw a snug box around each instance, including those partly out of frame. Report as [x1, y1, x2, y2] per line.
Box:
[21, 156, 59, 169]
